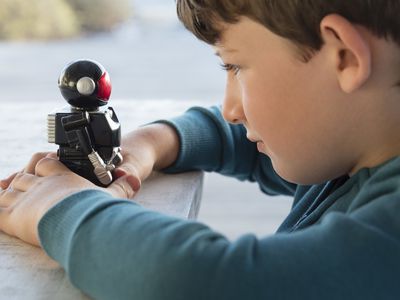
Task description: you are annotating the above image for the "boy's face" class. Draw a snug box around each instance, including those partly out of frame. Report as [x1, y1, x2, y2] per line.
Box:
[215, 17, 359, 184]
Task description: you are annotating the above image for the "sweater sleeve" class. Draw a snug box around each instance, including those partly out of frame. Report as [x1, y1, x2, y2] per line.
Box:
[39, 190, 400, 300]
[156, 106, 297, 196]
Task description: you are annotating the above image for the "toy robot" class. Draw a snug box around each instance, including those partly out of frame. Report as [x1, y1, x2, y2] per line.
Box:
[47, 59, 123, 186]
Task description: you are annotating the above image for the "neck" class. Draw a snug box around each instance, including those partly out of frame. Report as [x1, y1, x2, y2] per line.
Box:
[348, 88, 400, 176]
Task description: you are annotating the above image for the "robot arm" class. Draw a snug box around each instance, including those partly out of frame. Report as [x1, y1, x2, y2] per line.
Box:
[61, 111, 115, 186]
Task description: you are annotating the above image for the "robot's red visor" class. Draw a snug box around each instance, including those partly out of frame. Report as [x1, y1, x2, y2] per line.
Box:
[97, 71, 111, 101]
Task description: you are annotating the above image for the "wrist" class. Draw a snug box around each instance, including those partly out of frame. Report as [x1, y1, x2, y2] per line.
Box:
[121, 123, 179, 177]
[151, 123, 180, 170]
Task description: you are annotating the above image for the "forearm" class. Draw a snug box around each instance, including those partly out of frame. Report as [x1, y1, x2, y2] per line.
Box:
[121, 106, 296, 196]
[39, 190, 400, 300]
[39, 191, 258, 300]
[159, 106, 297, 195]
[122, 106, 258, 178]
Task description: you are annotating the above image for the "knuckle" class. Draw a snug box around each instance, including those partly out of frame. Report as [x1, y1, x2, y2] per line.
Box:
[32, 152, 47, 161]
[121, 166, 134, 176]
[34, 157, 52, 173]
[14, 172, 25, 181]
[46, 152, 58, 159]
[10, 172, 32, 190]
[116, 182, 132, 198]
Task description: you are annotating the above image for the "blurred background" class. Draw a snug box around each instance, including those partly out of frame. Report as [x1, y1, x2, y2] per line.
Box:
[0, 0, 291, 240]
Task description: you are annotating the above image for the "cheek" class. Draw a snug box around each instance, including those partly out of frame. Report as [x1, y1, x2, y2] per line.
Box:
[240, 69, 323, 169]
[243, 57, 331, 140]
[241, 71, 301, 140]
[239, 51, 350, 183]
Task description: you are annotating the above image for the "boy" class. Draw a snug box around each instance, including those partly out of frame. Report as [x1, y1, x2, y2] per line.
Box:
[1, 0, 400, 299]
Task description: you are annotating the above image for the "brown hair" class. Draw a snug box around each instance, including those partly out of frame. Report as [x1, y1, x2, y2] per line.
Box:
[177, 0, 400, 61]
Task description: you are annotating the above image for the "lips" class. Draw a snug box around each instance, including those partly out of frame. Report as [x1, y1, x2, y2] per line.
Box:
[256, 141, 265, 152]
[246, 134, 261, 143]
[246, 133, 265, 153]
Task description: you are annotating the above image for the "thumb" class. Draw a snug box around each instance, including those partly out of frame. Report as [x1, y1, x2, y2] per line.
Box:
[113, 163, 140, 179]
[45, 152, 58, 159]
[108, 175, 141, 199]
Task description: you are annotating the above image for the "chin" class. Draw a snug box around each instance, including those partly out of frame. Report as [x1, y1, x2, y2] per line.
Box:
[272, 160, 337, 185]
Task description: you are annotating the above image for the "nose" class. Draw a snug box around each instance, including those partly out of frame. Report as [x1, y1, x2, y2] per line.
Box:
[222, 74, 245, 124]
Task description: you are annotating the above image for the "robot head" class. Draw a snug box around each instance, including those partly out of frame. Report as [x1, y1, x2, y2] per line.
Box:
[58, 59, 112, 109]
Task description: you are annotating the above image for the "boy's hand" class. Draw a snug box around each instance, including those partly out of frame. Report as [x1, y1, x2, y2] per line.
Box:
[1, 123, 179, 192]
[0, 123, 178, 246]
[1, 151, 141, 192]
[114, 123, 180, 184]
[0, 156, 138, 247]
[113, 148, 152, 190]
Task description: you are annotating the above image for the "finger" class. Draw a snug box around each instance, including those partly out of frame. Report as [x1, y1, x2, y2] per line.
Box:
[0, 189, 38, 246]
[46, 152, 58, 159]
[24, 152, 53, 174]
[113, 164, 140, 180]
[113, 167, 128, 179]
[0, 152, 57, 189]
[118, 173, 141, 192]
[10, 173, 38, 192]
[35, 157, 72, 177]
[108, 175, 141, 199]
[0, 151, 56, 189]
[0, 172, 19, 190]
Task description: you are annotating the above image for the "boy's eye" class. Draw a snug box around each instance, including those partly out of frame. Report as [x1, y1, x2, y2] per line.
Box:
[220, 63, 240, 75]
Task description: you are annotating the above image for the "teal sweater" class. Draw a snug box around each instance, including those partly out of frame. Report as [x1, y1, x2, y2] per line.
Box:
[38, 106, 400, 300]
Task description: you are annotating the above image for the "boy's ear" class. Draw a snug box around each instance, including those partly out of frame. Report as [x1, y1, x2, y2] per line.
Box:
[320, 14, 371, 93]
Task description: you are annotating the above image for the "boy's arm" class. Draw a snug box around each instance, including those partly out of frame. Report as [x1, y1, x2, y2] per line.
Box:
[39, 190, 400, 300]
[155, 106, 262, 178]
[117, 122, 181, 182]
[122, 106, 296, 196]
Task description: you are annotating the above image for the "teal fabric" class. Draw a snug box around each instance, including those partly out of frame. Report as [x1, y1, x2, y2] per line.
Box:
[38, 106, 400, 299]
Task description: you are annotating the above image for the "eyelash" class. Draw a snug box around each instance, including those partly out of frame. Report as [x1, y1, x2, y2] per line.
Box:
[220, 63, 241, 75]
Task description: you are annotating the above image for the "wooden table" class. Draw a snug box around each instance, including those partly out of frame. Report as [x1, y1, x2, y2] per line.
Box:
[0, 100, 204, 299]
[0, 171, 203, 299]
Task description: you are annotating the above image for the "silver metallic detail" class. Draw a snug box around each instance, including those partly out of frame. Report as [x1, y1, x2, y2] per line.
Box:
[71, 106, 99, 112]
[114, 152, 123, 165]
[77, 77, 96, 96]
[106, 164, 116, 172]
[88, 151, 113, 185]
[108, 147, 123, 166]
[47, 114, 56, 144]
[87, 147, 123, 185]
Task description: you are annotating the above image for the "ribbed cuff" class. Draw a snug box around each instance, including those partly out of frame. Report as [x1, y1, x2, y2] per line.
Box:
[153, 106, 223, 173]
